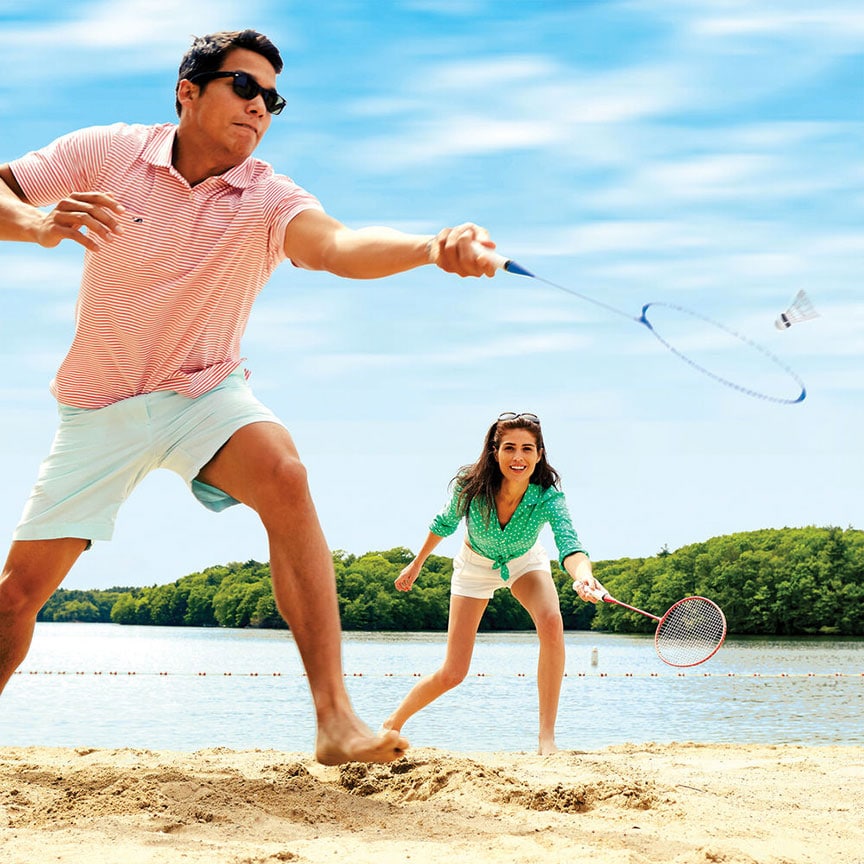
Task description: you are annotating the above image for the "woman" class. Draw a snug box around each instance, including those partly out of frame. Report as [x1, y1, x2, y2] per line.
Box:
[384, 412, 604, 754]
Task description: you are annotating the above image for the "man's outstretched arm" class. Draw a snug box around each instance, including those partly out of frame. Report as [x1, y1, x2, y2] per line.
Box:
[283, 208, 501, 280]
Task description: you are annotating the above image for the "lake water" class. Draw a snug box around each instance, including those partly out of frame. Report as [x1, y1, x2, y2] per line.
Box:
[1, 623, 861, 753]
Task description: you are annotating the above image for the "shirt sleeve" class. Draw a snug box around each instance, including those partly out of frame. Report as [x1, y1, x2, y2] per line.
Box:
[428, 485, 463, 538]
[262, 172, 325, 269]
[543, 488, 589, 564]
[9, 124, 123, 206]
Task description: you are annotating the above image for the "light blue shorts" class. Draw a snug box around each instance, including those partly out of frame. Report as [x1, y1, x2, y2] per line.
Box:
[13, 370, 283, 544]
[451, 540, 552, 599]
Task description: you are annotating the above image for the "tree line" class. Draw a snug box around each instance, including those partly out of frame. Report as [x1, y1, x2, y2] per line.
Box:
[36, 526, 864, 636]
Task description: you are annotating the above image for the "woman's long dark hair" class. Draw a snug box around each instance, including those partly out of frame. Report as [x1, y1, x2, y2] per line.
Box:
[452, 415, 561, 525]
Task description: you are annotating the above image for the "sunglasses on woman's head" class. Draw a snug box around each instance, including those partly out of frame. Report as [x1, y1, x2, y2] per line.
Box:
[498, 412, 540, 423]
[187, 70, 287, 115]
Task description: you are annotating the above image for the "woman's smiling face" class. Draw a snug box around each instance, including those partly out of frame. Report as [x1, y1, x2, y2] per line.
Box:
[494, 428, 542, 483]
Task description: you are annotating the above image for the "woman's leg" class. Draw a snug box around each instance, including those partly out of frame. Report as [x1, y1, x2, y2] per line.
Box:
[509, 570, 566, 754]
[383, 594, 488, 733]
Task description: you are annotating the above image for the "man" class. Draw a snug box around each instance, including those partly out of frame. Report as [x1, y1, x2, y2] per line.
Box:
[0, 29, 500, 765]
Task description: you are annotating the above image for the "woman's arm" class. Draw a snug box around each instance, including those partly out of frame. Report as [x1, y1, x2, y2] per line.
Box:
[562, 551, 606, 603]
[543, 489, 606, 603]
[394, 532, 446, 592]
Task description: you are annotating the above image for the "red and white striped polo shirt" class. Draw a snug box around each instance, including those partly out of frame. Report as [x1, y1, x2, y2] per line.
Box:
[11, 122, 322, 408]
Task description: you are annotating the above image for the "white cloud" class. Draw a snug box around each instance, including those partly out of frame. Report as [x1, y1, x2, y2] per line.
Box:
[295, 329, 592, 378]
[350, 116, 557, 169]
[421, 55, 558, 90]
[626, 0, 864, 45]
[791, 304, 864, 357]
[345, 57, 697, 169]
[327, 0, 862, 182]
[1, 0, 283, 78]
[558, 220, 712, 255]
[693, 6, 864, 45]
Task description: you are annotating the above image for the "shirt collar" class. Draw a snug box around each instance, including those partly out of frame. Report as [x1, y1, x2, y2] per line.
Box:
[521, 484, 542, 505]
[141, 124, 260, 189]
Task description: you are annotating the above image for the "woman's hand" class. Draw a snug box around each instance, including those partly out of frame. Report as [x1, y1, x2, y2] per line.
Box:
[394, 560, 422, 592]
[567, 553, 607, 603]
[574, 577, 608, 604]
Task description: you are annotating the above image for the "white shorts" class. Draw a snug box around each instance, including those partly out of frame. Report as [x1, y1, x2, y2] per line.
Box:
[451, 540, 552, 599]
[14, 370, 283, 544]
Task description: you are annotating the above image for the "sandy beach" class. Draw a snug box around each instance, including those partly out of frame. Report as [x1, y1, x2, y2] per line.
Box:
[1, 742, 861, 864]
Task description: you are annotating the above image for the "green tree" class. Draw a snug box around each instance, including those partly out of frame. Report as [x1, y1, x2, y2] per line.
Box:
[184, 579, 218, 627]
[35, 526, 864, 636]
[110, 592, 138, 624]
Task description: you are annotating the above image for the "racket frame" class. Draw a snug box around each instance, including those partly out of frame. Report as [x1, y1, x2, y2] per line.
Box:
[653, 595, 728, 667]
[591, 590, 727, 667]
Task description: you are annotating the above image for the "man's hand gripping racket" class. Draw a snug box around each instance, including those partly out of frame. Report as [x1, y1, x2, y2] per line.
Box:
[576, 581, 727, 667]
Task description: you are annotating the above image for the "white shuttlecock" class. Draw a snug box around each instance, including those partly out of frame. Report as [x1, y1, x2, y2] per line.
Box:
[775, 289, 819, 330]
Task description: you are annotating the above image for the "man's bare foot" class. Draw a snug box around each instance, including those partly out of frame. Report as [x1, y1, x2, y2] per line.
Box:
[315, 717, 409, 766]
[538, 737, 559, 755]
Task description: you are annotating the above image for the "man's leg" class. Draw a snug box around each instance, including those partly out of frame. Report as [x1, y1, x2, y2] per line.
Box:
[0, 538, 89, 694]
[196, 421, 408, 765]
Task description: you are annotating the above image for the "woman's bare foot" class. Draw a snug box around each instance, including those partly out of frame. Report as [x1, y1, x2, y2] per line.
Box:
[538, 736, 559, 755]
[315, 714, 409, 766]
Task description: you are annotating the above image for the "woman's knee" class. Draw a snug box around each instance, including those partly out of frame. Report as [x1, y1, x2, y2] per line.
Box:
[437, 664, 470, 690]
[534, 607, 565, 640]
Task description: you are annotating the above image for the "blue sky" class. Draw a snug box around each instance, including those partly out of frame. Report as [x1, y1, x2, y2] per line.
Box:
[1, 0, 861, 591]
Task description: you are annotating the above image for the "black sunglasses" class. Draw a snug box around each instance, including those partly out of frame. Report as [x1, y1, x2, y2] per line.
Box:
[498, 412, 541, 423]
[187, 70, 286, 115]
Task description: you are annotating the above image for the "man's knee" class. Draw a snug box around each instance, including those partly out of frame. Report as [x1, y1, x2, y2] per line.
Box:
[271, 451, 310, 493]
[0, 570, 45, 618]
[0, 540, 84, 618]
[253, 451, 313, 517]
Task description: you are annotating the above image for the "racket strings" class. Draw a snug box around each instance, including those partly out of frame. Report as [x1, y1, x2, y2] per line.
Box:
[655, 597, 727, 667]
[640, 302, 807, 405]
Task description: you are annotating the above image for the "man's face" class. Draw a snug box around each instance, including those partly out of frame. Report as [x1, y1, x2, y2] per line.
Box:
[180, 47, 278, 163]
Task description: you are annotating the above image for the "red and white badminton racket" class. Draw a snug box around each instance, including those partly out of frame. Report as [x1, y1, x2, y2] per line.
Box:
[581, 587, 727, 667]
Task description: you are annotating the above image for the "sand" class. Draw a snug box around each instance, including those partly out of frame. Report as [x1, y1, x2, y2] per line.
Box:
[0, 742, 861, 864]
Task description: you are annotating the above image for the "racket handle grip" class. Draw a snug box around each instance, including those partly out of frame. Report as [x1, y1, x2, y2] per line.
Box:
[470, 241, 535, 278]
[470, 241, 509, 270]
[572, 583, 610, 603]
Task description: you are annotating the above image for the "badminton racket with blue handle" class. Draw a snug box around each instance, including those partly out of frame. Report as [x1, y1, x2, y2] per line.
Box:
[471, 242, 807, 405]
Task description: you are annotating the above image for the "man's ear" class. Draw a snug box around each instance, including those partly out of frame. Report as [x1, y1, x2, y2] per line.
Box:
[176, 79, 198, 112]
